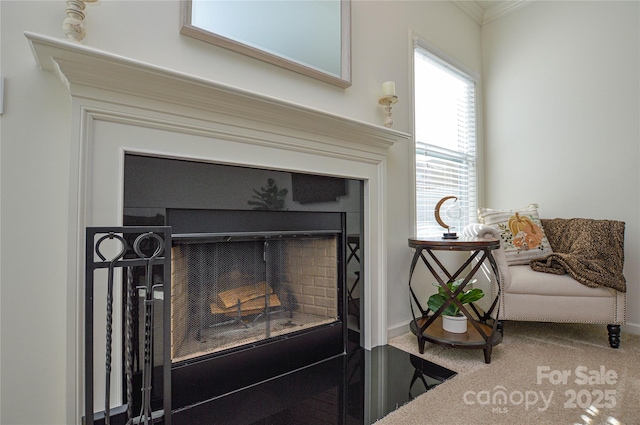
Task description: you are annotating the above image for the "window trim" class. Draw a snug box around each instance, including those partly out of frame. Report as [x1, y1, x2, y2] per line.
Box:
[413, 37, 480, 85]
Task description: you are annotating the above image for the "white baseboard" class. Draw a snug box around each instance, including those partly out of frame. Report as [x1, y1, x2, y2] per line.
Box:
[622, 321, 640, 336]
[387, 319, 411, 341]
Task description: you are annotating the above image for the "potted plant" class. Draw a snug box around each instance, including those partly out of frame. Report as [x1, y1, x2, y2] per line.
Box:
[427, 278, 484, 333]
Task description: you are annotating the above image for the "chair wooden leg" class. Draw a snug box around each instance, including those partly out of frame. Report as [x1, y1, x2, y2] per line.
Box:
[607, 324, 621, 348]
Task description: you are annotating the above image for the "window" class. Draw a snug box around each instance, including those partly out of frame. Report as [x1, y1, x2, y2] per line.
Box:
[414, 40, 478, 237]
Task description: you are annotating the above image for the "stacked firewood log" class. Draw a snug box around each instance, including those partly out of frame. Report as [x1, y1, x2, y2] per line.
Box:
[210, 281, 281, 316]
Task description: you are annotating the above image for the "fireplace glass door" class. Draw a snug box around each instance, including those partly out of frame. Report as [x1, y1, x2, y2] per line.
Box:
[171, 233, 340, 364]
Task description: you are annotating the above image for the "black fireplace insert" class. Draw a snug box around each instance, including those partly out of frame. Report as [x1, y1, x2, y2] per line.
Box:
[167, 209, 347, 410]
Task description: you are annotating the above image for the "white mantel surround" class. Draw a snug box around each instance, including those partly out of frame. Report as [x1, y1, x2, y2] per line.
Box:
[26, 32, 410, 419]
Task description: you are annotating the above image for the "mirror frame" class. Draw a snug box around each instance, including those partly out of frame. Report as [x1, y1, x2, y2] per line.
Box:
[180, 0, 352, 88]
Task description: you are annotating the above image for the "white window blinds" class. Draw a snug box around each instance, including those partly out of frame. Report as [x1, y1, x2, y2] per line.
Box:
[414, 43, 478, 237]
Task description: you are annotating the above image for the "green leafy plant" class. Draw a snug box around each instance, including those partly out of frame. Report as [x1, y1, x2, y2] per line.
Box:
[247, 178, 288, 210]
[427, 278, 484, 317]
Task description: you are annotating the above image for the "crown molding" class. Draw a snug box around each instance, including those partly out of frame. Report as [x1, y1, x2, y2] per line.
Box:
[452, 0, 485, 25]
[453, 0, 534, 26]
[482, 0, 533, 24]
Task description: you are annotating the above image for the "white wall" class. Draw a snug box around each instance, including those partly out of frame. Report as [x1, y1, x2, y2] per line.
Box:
[0, 1, 481, 424]
[482, 1, 640, 329]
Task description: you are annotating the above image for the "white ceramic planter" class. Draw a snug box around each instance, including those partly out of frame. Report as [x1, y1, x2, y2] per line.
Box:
[442, 314, 467, 333]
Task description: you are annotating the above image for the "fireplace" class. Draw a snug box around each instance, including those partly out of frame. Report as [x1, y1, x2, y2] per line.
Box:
[27, 32, 409, 424]
[124, 156, 354, 409]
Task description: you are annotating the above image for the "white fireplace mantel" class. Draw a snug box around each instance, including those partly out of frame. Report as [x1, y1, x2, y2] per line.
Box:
[26, 31, 410, 422]
[26, 32, 407, 156]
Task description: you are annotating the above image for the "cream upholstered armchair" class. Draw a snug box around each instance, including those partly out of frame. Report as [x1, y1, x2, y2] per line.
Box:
[463, 206, 626, 348]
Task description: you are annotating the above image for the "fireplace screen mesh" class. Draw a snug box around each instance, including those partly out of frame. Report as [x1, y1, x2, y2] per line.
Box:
[171, 235, 339, 362]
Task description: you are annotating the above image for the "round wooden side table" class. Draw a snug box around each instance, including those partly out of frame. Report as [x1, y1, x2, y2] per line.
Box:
[407, 236, 502, 364]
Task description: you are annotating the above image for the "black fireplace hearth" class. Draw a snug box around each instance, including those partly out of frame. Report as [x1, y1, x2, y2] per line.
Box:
[172, 342, 457, 425]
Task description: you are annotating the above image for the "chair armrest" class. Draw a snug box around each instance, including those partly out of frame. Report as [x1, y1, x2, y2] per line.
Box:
[462, 224, 511, 292]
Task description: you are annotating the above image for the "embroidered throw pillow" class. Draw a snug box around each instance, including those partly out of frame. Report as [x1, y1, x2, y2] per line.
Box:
[478, 203, 553, 265]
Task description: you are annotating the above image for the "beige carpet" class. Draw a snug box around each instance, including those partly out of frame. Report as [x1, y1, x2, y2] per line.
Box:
[379, 322, 640, 425]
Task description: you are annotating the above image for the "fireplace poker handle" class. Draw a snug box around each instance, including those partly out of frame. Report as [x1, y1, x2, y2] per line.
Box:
[133, 232, 164, 425]
[94, 232, 127, 425]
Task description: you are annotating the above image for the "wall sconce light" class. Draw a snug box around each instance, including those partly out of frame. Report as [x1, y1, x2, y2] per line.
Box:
[378, 81, 398, 128]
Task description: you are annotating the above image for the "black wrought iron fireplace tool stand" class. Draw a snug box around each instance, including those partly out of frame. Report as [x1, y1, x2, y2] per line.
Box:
[84, 227, 172, 425]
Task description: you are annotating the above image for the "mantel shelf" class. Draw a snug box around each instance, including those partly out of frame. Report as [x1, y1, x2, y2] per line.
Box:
[25, 32, 410, 156]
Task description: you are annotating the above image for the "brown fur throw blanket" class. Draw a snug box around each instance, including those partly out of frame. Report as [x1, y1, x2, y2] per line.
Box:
[529, 218, 626, 292]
